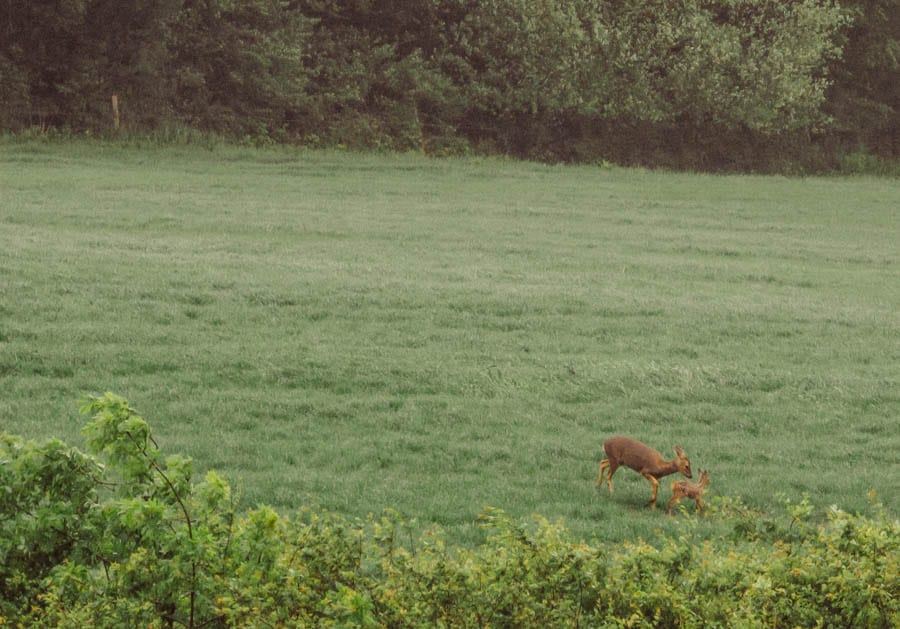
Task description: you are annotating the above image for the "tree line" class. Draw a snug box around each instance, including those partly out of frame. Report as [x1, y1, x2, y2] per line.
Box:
[1, 0, 897, 171]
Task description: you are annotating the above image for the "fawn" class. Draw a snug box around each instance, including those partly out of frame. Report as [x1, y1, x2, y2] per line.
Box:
[598, 436, 692, 509]
[667, 469, 710, 515]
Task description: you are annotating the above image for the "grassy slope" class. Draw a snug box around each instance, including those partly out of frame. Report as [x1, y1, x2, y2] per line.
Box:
[1, 139, 898, 544]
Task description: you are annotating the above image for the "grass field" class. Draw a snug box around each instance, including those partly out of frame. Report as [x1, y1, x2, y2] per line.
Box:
[1, 138, 898, 545]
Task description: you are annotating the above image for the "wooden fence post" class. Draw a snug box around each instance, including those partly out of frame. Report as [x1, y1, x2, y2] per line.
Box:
[111, 94, 120, 130]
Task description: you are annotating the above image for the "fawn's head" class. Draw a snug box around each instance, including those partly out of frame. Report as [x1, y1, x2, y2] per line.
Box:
[697, 469, 710, 487]
[674, 446, 692, 479]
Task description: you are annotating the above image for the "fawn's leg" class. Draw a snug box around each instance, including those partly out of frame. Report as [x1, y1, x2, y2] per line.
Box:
[667, 495, 679, 516]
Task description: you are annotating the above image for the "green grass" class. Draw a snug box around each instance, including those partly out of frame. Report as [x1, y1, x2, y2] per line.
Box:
[1, 138, 898, 545]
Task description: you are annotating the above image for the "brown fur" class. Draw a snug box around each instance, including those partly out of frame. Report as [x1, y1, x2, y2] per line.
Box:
[598, 436, 692, 509]
[667, 470, 710, 515]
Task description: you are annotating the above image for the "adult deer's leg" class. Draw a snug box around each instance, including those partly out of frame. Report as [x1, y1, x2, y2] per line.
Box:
[643, 473, 660, 508]
[598, 460, 609, 489]
[605, 462, 619, 493]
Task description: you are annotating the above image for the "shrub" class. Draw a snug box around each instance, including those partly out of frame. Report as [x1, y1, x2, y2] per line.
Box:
[1, 393, 897, 627]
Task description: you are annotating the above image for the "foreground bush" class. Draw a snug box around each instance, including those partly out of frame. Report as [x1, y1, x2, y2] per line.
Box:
[1, 393, 897, 627]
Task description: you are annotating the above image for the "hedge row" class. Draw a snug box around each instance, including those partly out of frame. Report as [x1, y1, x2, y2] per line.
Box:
[2, 393, 897, 627]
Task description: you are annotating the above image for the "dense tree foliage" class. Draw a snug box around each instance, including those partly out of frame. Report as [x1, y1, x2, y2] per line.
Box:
[825, 0, 899, 158]
[1, 0, 896, 170]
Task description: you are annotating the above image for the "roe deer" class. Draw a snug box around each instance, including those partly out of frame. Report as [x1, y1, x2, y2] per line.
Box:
[597, 436, 691, 509]
[667, 469, 710, 515]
